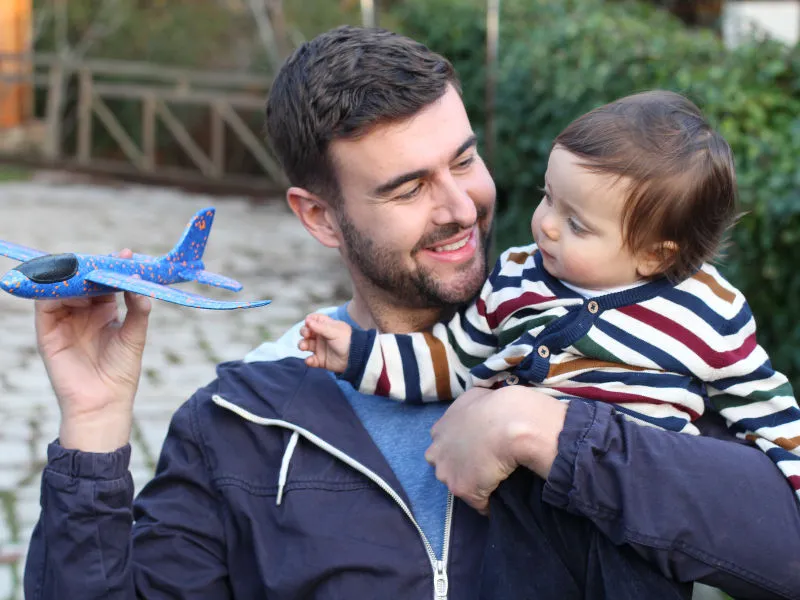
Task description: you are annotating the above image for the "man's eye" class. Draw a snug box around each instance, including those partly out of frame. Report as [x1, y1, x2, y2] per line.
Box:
[455, 155, 476, 170]
[396, 184, 422, 200]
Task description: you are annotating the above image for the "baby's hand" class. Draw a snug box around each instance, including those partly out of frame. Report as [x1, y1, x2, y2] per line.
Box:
[298, 313, 353, 373]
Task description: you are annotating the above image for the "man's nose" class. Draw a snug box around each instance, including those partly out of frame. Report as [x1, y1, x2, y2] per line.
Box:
[433, 179, 478, 227]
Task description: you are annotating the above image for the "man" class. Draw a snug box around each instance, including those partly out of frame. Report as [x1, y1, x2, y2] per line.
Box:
[24, 25, 800, 600]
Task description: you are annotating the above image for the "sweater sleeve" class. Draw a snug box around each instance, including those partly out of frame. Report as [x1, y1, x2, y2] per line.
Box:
[23, 398, 232, 600]
[341, 251, 520, 403]
[545, 399, 800, 599]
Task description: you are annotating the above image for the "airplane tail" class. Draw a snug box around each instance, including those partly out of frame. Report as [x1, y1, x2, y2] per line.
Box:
[166, 207, 215, 263]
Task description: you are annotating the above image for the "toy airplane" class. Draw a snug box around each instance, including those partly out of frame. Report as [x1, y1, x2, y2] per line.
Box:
[0, 207, 271, 310]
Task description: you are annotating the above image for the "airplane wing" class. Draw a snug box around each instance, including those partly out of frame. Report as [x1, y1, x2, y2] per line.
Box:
[0, 240, 47, 262]
[84, 270, 271, 310]
[179, 268, 243, 292]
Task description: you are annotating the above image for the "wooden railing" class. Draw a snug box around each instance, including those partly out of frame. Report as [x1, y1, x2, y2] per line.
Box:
[0, 52, 286, 193]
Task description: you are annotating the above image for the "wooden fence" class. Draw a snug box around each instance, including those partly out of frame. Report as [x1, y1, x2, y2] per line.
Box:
[0, 52, 286, 194]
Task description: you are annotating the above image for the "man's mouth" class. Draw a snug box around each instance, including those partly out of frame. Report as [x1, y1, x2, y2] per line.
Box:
[432, 234, 471, 252]
[421, 228, 478, 262]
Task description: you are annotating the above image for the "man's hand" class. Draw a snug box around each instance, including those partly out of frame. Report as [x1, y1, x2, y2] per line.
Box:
[36, 249, 152, 452]
[298, 313, 352, 373]
[425, 385, 568, 514]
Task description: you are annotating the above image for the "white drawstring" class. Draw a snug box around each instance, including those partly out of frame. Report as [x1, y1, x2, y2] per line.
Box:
[276, 431, 299, 506]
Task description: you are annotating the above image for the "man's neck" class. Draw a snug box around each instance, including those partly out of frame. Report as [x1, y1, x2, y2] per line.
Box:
[347, 293, 444, 334]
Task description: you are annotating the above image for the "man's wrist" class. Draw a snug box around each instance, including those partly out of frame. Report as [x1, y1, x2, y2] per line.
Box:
[59, 410, 133, 453]
[507, 394, 568, 479]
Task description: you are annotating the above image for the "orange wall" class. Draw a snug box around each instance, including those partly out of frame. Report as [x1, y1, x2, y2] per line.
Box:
[0, 0, 32, 128]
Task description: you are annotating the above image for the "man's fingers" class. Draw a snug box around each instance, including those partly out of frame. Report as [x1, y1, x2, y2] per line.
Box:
[36, 296, 93, 314]
[424, 444, 436, 465]
[118, 292, 151, 349]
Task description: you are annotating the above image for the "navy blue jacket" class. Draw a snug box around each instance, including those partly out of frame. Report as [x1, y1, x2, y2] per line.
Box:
[24, 356, 800, 599]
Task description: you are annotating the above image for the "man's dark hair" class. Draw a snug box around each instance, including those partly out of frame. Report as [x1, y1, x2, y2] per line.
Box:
[555, 90, 738, 282]
[265, 25, 459, 205]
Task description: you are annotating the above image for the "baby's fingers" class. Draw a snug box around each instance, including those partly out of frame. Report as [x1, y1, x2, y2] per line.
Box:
[305, 354, 323, 368]
[305, 314, 343, 339]
[298, 337, 317, 352]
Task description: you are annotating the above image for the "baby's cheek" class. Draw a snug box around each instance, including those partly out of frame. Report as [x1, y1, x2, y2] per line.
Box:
[563, 252, 602, 286]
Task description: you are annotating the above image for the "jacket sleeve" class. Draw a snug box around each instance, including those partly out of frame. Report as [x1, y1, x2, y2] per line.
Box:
[24, 398, 232, 600]
[543, 399, 800, 600]
[342, 250, 526, 403]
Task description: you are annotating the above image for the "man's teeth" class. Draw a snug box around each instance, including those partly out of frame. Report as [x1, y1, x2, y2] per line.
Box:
[433, 237, 469, 252]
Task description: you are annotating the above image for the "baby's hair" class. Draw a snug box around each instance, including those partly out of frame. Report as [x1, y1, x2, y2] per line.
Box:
[554, 90, 737, 282]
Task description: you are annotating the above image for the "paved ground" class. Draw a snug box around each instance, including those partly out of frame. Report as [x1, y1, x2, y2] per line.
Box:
[0, 173, 350, 599]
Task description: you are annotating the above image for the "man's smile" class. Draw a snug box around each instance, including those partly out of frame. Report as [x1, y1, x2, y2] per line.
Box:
[421, 227, 478, 262]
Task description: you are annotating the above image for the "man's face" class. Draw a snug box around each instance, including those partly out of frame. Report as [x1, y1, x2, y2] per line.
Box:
[328, 85, 496, 310]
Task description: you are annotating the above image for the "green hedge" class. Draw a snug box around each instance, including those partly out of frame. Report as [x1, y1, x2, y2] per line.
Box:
[393, 0, 800, 389]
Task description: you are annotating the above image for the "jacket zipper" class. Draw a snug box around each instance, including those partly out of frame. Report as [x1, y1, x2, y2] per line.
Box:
[212, 394, 454, 600]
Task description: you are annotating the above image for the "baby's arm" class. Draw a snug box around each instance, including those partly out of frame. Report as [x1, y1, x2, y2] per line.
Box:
[300, 246, 539, 403]
[335, 251, 530, 402]
[298, 313, 352, 373]
[298, 312, 484, 402]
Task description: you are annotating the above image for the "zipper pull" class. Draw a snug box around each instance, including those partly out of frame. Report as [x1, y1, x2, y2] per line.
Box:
[435, 560, 449, 599]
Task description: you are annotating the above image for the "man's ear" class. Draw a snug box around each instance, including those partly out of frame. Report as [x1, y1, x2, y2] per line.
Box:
[637, 241, 678, 278]
[286, 186, 341, 249]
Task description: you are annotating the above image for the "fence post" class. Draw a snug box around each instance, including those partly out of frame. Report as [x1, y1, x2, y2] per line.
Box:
[77, 69, 93, 164]
[43, 61, 64, 160]
[361, 0, 376, 28]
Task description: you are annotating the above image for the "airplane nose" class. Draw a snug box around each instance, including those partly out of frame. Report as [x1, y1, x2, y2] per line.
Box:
[0, 270, 27, 295]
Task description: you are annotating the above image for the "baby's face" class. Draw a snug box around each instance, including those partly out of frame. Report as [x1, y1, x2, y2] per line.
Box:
[531, 147, 651, 291]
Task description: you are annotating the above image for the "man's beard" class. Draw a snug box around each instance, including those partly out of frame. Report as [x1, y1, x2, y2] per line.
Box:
[336, 209, 492, 310]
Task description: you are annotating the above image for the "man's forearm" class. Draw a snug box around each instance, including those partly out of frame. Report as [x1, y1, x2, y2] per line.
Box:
[541, 399, 800, 599]
[24, 443, 137, 600]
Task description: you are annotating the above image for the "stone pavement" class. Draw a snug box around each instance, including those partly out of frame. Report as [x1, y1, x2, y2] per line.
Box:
[0, 174, 350, 599]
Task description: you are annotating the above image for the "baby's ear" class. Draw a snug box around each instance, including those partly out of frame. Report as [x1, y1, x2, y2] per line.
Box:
[637, 241, 678, 278]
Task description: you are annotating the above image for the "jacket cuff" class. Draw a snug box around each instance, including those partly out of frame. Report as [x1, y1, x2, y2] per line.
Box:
[46, 440, 132, 480]
[542, 399, 602, 509]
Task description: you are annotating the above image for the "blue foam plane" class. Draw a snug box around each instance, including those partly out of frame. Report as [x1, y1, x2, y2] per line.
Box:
[0, 207, 271, 310]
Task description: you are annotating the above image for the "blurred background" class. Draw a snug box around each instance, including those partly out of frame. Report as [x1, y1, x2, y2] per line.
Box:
[0, 1, 798, 599]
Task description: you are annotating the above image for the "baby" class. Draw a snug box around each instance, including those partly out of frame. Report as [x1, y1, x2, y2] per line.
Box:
[299, 90, 800, 500]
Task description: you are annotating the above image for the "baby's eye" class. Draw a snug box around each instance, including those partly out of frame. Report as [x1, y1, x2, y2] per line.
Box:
[538, 186, 552, 204]
[568, 217, 586, 235]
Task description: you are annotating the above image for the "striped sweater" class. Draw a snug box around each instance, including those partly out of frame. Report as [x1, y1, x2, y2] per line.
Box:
[344, 243, 800, 500]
